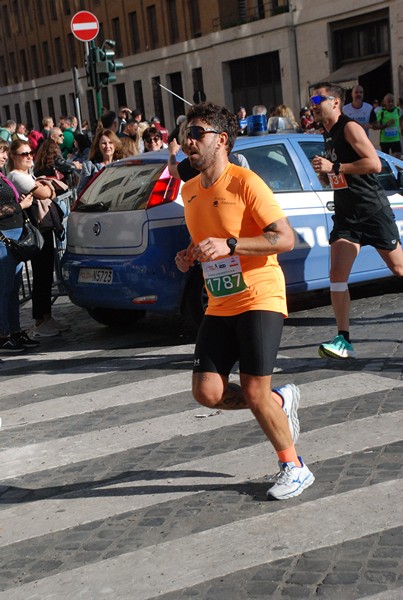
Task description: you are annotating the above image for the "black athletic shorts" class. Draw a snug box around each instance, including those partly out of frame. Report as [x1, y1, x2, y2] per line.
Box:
[193, 310, 284, 377]
[329, 206, 401, 250]
[380, 141, 402, 155]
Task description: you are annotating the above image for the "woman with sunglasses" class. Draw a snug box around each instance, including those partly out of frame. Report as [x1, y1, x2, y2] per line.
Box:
[7, 139, 68, 337]
[142, 127, 166, 152]
[76, 128, 122, 195]
[0, 140, 39, 352]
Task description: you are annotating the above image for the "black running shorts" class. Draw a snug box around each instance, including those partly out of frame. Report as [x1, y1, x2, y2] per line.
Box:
[380, 141, 402, 155]
[193, 310, 284, 377]
[330, 206, 401, 250]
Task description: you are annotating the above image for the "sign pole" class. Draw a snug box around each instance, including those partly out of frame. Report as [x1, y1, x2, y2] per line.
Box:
[71, 11, 101, 126]
[71, 66, 83, 133]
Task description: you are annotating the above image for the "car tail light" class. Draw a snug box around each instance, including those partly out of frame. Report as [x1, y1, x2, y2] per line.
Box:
[146, 166, 180, 208]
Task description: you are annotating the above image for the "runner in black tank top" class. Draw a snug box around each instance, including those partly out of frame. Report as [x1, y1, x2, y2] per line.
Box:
[310, 82, 403, 360]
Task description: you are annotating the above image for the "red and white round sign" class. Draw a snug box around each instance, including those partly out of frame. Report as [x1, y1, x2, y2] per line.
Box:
[71, 11, 99, 42]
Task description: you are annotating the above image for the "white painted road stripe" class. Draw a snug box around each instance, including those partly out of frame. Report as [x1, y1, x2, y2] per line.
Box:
[2, 372, 192, 427]
[1, 409, 402, 547]
[0, 344, 195, 397]
[2, 370, 401, 427]
[1, 372, 401, 476]
[1, 479, 401, 600]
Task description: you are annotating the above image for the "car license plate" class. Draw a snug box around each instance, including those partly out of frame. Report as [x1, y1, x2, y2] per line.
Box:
[78, 268, 113, 284]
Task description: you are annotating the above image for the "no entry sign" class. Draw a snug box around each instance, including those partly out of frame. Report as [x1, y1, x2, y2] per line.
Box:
[71, 11, 99, 42]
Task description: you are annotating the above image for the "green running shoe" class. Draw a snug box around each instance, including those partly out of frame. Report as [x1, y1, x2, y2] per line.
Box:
[318, 334, 356, 359]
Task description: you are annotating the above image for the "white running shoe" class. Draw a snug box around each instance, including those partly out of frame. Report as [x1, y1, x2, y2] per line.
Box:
[47, 317, 70, 332]
[31, 321, 60, 338]
[273, 383, 300, 443]
[266, 457, 315, 500]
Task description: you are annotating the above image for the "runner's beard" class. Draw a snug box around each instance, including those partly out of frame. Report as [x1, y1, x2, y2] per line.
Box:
[189, 141, 219, 171]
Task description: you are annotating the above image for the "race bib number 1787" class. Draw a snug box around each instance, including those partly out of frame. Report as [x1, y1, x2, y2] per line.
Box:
[202, 256, 247, 298]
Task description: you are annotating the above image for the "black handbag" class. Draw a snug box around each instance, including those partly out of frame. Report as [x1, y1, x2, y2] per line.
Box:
[0, 213, 44, 262]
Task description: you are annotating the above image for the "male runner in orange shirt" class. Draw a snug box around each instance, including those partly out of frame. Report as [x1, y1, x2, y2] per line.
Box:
[175, 102, 314, 500]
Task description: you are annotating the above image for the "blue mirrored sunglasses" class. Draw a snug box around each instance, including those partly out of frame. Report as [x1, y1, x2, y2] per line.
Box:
[310, 95, 335, 106]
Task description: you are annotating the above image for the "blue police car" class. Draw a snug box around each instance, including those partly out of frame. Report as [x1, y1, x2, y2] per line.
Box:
[61, 134, 403, 331]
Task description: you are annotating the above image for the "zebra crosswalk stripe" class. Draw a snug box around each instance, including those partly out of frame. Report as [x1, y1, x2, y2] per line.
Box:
[0, 346, 402, 599]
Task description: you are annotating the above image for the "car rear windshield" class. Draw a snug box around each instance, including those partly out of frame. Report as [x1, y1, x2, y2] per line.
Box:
[77, 162, 166, 211]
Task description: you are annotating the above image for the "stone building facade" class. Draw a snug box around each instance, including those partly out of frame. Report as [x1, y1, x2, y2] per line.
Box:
[0, 0, 401, 131]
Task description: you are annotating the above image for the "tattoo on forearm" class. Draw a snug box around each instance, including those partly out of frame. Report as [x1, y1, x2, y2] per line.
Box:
[263, 220, 284, 246]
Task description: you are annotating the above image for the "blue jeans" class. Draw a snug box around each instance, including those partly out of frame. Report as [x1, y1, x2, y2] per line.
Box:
[0, 227, 23, 337]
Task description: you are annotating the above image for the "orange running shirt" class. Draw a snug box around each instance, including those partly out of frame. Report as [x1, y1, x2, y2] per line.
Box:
[182, 163, 288, 317]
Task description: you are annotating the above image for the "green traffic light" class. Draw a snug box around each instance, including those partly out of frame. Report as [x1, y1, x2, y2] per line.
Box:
[88, 41, 124, 89]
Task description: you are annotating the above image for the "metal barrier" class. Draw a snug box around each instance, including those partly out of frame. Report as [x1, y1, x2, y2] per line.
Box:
[19, 189, 76, 306]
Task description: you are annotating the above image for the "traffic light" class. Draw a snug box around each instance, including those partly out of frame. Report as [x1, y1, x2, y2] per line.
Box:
[96, 40, 124, 86]
[85, 45, 99, 89]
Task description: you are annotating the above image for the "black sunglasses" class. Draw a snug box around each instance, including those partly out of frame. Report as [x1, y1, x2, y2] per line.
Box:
[144, 136, 161, 143]
[15, 151, 34, 157]
[186, 125, 221, 140]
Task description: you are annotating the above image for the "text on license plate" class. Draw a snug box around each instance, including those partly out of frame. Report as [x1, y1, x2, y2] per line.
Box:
[78, 268, 113, 284]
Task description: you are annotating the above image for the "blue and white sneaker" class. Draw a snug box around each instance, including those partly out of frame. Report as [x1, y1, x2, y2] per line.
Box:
[318, 334, 355, 359]
[273, 384, 300, 443]
[266, 457, 314, 500]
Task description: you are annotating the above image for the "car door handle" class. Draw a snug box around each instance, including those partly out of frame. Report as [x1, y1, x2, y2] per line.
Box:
[326, 201, 335, 211]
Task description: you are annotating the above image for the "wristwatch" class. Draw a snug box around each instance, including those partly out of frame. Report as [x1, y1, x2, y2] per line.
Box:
[226, 237, 238, 256]
[333, 161, 341, 175]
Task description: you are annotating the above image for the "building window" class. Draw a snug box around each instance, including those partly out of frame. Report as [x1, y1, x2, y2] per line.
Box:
[60, 95, 67, 117]
[129, 11, 140, 54]
[168, 71, 185, 118]
[152, 76, 164, 124]
[188, 0, 201, 38]
[54, 38, 64, 72]
[14, 103, 21, 123]
[12, 0, 21, 33]
[167, 0, 179, 44]
[42, 41, 51, 76]
[112, 18, 123, 57]
[69, 93, 75, 115]
[25, 101, 32, 127]
[49, 0, 58, 20]
[9, 53, 17, 83]
[31, 46, 40, 78]
[229, 51, 282, 114]
[0, 57, 6, 87]
[47, 97, 55, 122]
[133, 80, 144, 115]
[3, 105, 11, 120]
[34, 99, 43, 128]
[2, 6, 11, 36]
[332, 11, 389, 69]
[147, 6, 159, 49]
[37, 0, 44, 24]
[192, 67, 204, 98]
[63, 0, 72, 15]
[20, 49, 28, 81]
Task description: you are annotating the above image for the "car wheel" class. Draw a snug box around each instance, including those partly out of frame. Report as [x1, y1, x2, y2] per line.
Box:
[87, 307, 146, 328]
[181, 267, 207, 334]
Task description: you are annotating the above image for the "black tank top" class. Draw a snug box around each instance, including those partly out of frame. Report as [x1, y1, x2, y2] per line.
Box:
[324, 114, 390, 223]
